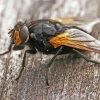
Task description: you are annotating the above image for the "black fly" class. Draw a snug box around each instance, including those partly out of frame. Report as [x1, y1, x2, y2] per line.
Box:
[0, 18, 100, 86]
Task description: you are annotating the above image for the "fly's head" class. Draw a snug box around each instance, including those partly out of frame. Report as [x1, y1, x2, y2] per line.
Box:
[8, 21, 29, 46]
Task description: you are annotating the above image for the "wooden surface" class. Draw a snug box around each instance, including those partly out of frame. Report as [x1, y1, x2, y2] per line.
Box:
[0, 0, 100, 100]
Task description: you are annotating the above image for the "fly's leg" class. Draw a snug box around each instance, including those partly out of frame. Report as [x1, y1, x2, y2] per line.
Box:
[73, 49, 100, 64]
[15, 49, 37, 81]
[0, 44, 12, 56]
[46, 47, 63, 86]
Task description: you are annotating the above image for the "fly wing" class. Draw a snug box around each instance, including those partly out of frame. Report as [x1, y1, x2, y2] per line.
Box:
[49, 28, 100, 53]
[51, 17, 92, 26]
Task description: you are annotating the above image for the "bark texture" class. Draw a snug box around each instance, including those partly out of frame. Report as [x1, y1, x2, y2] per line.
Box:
[0, 0, 100, 100]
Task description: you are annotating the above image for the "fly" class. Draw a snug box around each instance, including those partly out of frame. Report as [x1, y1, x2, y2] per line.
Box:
[0, 18, 100, 86]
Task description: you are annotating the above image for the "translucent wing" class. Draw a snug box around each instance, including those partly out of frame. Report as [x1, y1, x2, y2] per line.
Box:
[51, 17, 91, 26]
[49, 28, 100, 53]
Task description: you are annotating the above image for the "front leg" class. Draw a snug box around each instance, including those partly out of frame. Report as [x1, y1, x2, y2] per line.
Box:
[0, 44, 12, 56]
[15, 49, 37, 81]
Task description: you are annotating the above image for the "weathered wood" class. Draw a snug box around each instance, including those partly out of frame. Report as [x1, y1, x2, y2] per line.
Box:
[0, 0, 100, 100]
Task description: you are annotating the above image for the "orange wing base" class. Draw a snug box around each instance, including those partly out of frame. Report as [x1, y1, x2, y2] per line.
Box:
[49, 32, 100, 53]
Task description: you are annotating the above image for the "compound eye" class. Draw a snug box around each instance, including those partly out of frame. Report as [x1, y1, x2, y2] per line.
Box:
[14, 25, 29, 45]
[20, 25, 29, 43]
